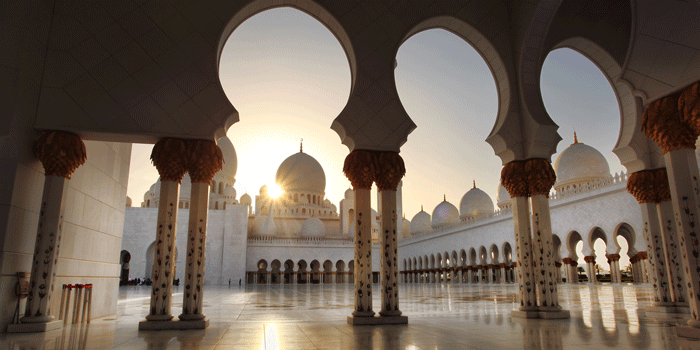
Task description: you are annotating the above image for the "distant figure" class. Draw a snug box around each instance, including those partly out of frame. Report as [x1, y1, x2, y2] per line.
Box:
[229, 279, 231, 287]
[239, 279, 241, 286]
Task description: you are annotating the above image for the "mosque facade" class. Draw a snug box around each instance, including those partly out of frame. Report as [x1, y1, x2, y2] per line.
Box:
[120, 135, 649, 287]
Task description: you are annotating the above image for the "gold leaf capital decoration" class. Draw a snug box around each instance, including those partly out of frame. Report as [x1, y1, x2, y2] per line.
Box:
[32, 131, 87, 179]
[151, 138, 188, 183]
[642, 93, 695, 153]
[679, 81, 700, 136]
[343, 150, 376, 190]
[525, 158, 555, 196]
[187, 139, 223, 184]
[500, 160, 529, 198]
[627, 168, 670, 204]
[374, 152, 405, 191]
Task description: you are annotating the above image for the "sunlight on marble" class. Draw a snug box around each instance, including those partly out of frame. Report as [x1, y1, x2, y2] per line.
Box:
[0, 284, 697, 349]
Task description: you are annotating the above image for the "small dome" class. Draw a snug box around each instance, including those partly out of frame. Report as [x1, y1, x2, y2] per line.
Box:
[459, 185, 494, 218]
[215, 136, 237, 185]
[432, 199, 459, 228]
[554, 137, 612, 191]
[323, 199, 331, 207]
[275, 151, 326, 193]
[126, 196, 132, 207]
[331, 204, 337, 212]
[223, 185, 236, 198]
[410, 209, 431, 234]
[301, 217, 325, 237]
[240, 193, 252, 206]
[402, 218, 411, 237]
[496, 183, 511, 209]
[259, 185, 268, 197]
[252, 215, 276, 236]
[344, 188, 354, 199]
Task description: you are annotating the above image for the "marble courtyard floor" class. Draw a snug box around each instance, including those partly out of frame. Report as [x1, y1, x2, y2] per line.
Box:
[3, 283, 700, 349]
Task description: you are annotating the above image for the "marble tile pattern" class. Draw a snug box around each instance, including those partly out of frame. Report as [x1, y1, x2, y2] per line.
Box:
[2, 284, 698, 349]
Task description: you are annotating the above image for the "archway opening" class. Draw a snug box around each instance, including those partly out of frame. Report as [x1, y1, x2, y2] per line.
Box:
[395, 28, 500, 220]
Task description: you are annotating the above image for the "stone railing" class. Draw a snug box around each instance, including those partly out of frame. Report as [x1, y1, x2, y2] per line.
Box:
[248, 236, 353, 246]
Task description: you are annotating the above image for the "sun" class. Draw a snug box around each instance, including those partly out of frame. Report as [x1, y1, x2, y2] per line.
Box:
[268, 184, 284, 199]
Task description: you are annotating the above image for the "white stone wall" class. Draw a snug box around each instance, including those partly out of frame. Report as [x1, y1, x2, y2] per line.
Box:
[399, 183, 643, 268]
[121, 205, 248, 285]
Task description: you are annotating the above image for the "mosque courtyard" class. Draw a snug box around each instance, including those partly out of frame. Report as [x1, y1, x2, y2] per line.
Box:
[2, 283, 697, 350]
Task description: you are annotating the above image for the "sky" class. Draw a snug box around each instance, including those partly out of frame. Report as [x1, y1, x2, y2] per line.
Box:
[127, 8, 628, 271]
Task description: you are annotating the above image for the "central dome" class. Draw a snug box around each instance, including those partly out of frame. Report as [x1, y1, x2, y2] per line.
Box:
[554, 137, 612, 192]
[459, 185, 494, 218]
[216, 136, 237, 184]
[432, 199, 459, 228]
[275, 151, 326, 193]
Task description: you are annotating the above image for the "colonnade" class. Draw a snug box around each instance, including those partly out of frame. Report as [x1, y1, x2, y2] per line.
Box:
[401, 264, 516, 284]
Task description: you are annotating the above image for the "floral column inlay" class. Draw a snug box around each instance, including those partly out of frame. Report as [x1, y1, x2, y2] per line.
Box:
[344, 150, 376, 318]
[374, 152, 405, 317]
[144, 138, 188, 322]
[21, 132, 86, 325]
[179, 140, 222, 322]
[501, 161, 537, 311]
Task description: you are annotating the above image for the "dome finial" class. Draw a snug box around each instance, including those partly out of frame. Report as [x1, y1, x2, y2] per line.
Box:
[421, 205, 424, 212]
[573, 131, 579, 145]
[300, 138, 303, 153]
[443, 194, 446, 202]
[473, 180, 476, 189]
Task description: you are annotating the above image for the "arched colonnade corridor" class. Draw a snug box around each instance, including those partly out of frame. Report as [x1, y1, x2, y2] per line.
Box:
[4, 0, 700, 348]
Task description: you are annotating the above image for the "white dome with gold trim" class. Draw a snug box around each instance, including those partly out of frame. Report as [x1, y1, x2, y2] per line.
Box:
[554, 135, 612, 192]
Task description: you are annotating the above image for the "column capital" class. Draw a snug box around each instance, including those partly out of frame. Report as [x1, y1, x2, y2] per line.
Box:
[607, 254, 621, 262]
[186, 139, 223, 183]
[583, 256, 596, 263]
[511, 262, 517, 268]
[374, 151, 405, 191]
[343, 150, 375, 190]
[524, 158, 556, 196]
[642, 93, 696, 153]
[501, 158, 555, 197]
[500, 160, 529, 197]
[554, 262, 562, 268]
[627, 168, 671, 203]
[151, 138, 189, 183]
[562, 258, 571, 264]
[679, 81, 700, 135]
[32, 131, 87, 179]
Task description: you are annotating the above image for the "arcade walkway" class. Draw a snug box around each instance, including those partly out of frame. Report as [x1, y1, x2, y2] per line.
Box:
[1, 284, 696, 349]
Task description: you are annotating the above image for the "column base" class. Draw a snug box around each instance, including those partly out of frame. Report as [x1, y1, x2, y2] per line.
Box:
[511, 309, 570, 319]
[676, 325, 700, 339]
[7, 320, 62, 333]
[347, 315, 408, 325]
[138, 318, 209, 330]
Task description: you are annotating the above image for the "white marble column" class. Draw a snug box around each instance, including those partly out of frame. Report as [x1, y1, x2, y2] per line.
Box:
[585, 256, 597, 284]
[17, 132, 86, 332]
[179, 182, 210, 322]
[140, 138, 188, 329]
[638, 201, 673, 303]
[500, 265, 506, 284]
[530, 194, 560, 309]
[22, 176, 70, 325]
[379, 189, 402, 317]
[660, 200, 687, 305]
[352, 187, 373, 317]
[146, 180, 180, 321]
[513, 196, 537, 311]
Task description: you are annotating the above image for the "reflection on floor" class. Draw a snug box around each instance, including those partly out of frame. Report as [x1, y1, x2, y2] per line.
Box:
[2, 284, 699, 349]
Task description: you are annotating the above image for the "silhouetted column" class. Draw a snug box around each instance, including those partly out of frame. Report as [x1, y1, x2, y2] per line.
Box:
[375, 151, 405, 320]
[642, 84, 700, 337]
[179, 140, 223, 326]
[584, 256, 597, 284]
[141, 138, 188, 328]
[344, 150, 375, 321]
[16, 132, 86, 332]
